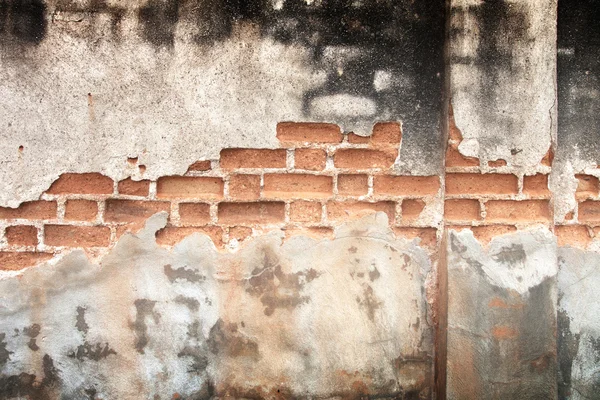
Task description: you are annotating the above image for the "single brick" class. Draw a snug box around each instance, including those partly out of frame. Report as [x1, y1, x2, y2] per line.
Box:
[393, 227, 437, 248]
[178, 203, 211, 225]
[470, 225, 517, 244]
[0, 252, 53, 271]
[575, 174, 599, 198]
[220, 149, 286, 170]
[263, 174, 333, 199]
[229, 226, 253, 241]
[0, 201, 57, 220]
[45, 225, 111, 247]
[445, 199, 481, 222]
[578, 200, 600, 222]
[186, 160, 212, 172]
[556, 225, 592, 248]
[402, 199, 426, 221]
[523, 174, 551, 196]
[64, 199, 98, 221]
[46, 173, 114, 195]
[218, 202, 285, 224]
[118, 178, 150, 197]
[347, 133, 370, 144]
[5, 226, 38, 246]
[327, 201, 395, 223]
[446, 173, 518, 195]
[276, 122, 342, 144]
[228, 175, 261, 200]
[485, 200, 551, 222]
[104, 200, 170, 224]
[334, 149, 397, 169]
[373, 175, 440, 196]
[294, 148, 327, 171]
[371, 122, 402, 144]
[337, 174, 369, 196]
[446, 145, 479, 167]
[488, 159, 507, 167]
[157, 176, 223, 199]
[290, 201, 322, 223]
[156, 226, 224, 247]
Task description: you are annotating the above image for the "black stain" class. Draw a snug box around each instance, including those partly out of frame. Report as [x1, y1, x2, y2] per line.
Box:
[67, 342, 117, 361]
[558, 308, 580, 399]
[75, 306, 90, 334]
[164, 264, 206, 283]
[0, 0, 47, 44]
[491, 243, 527, 264]
[138, 0, 180, 47]
[0, 354, 60, 400]
[0, 333, 11, 367]
[207, 319, 259, 360]
[175, 295, 200, 311]
[131, 299, 160, 354]
[23, 323, 41, 351]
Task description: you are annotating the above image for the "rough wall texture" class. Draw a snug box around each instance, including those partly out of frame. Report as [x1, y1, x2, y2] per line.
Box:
[2, 0, 600, 399]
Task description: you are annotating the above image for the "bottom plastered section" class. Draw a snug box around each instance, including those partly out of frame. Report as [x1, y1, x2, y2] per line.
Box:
[0, 213, 433, 399]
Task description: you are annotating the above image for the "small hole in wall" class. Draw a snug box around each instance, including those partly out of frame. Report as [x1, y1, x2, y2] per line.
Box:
[18, 145, 24, 152]
[127, 157, 138, 165]
[139, 165, 146, 173]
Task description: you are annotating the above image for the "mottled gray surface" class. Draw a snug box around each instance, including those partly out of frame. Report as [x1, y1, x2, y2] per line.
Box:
[0, 0, 445, 207]
[0, 213, 434, 398]
[447, 228, 558, 399]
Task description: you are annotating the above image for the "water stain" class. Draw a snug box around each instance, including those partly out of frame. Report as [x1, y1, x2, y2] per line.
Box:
[131, 299, 160, 354]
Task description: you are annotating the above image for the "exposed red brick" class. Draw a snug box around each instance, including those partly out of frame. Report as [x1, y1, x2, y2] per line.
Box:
[45, 225, 111, 247]
[290, 201, 322, 223]
[64, 199, 98, 221]
[541, 147, 554, 166]
[294, 148, 327, 171]
[446, 173, 518, 195]
[276, 122, 342, 144]
[218, 202, 285, 224]
[118, 178, 150, 197]
[556, 225, 592, 247]
[334, 149, 397, 169]
[46, 173, 114, 195]
[402, 199, 426, 221]
[445, 199, 481, 222]
[485, 200, 551, 222]
[228, 175, 261, 200]
[104, 200, 170, 224]
[337, 174, 369, 196]
[373, 175, 440, 196]
[327, 201, 395, 223]
[492, 326, 517, 340]
[371, 122, 402, 144]
[156, 226, 224, 247]
[178, 203, 211, 225]
[263, 174, 332, 199]
[0, 201, 57, 220]
[578, 200, 600, 222]
[220, 149, 287, 170]
[488, 159, 507, 167]
[470, 225, 517, 243]
[229, 226, 253, 241]
[157, 176, 223, 199]
[575, 174, 599, 199]
[446, 145, 479, 167]
[186, 160, 212, 172]
[393, 227, 437, 248]
[0, 252, 53, 271]
[284, 226, 334, 240]
[5, 225, 38, 246]
[347, 133, 370, 144]
[523, 174, 551, 196]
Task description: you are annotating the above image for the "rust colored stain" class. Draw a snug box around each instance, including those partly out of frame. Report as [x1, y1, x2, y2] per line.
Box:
[488, 297, 524, 309]
[492, 326, 518, 340]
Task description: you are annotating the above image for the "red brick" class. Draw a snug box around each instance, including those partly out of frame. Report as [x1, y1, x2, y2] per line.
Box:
[186, 160, 212, 172]
[556, 225, 592, 247]
[220, 149, 286, 170]
[576, 174, 599, 199]
[64, 199, 98, 221]
[327, 201, 395, 223]
[5, 226, 38, 246]
[470, 225, 517, 243]
[156, 226, 224, 247]
[229, 226, 253, 241]
[347, 133, 370, 144]
[228, 175, 261, 200]
[523, 174, 550, 197]
[178, 203, 211, 225]
[337, 174, 369, 196]
[446, 145, 479, 167]
[294, 148, 327, 171]
[218, 202, 285, 225]
[0, 201, 57, 220]
[445, 199, 481, 223]
[104, 200, 170, 224]
[46, 173, 113, 195]
[402, 199, 426, 222]
[276, 122, 342, 144]
[118, 178, 150, 197]
[541, 148, 554, 166]
[578, 200, 600, 222]
[0, 252, 53, 271]
[488, 159, 507, 168]
[347, 123, 402, 146]
[373, 175, 440, 196]
[446, 173, 518, 195]
[393, 227, 437, 248]
[45, 225, 111, 247]
[334, 149, 397, 169]
[157, 176, 223, 199]
[284, 226, 334, 240]
[485, 200, 551, 223]
[290, 201, 322, 223]
[263, 174, 332, 199]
